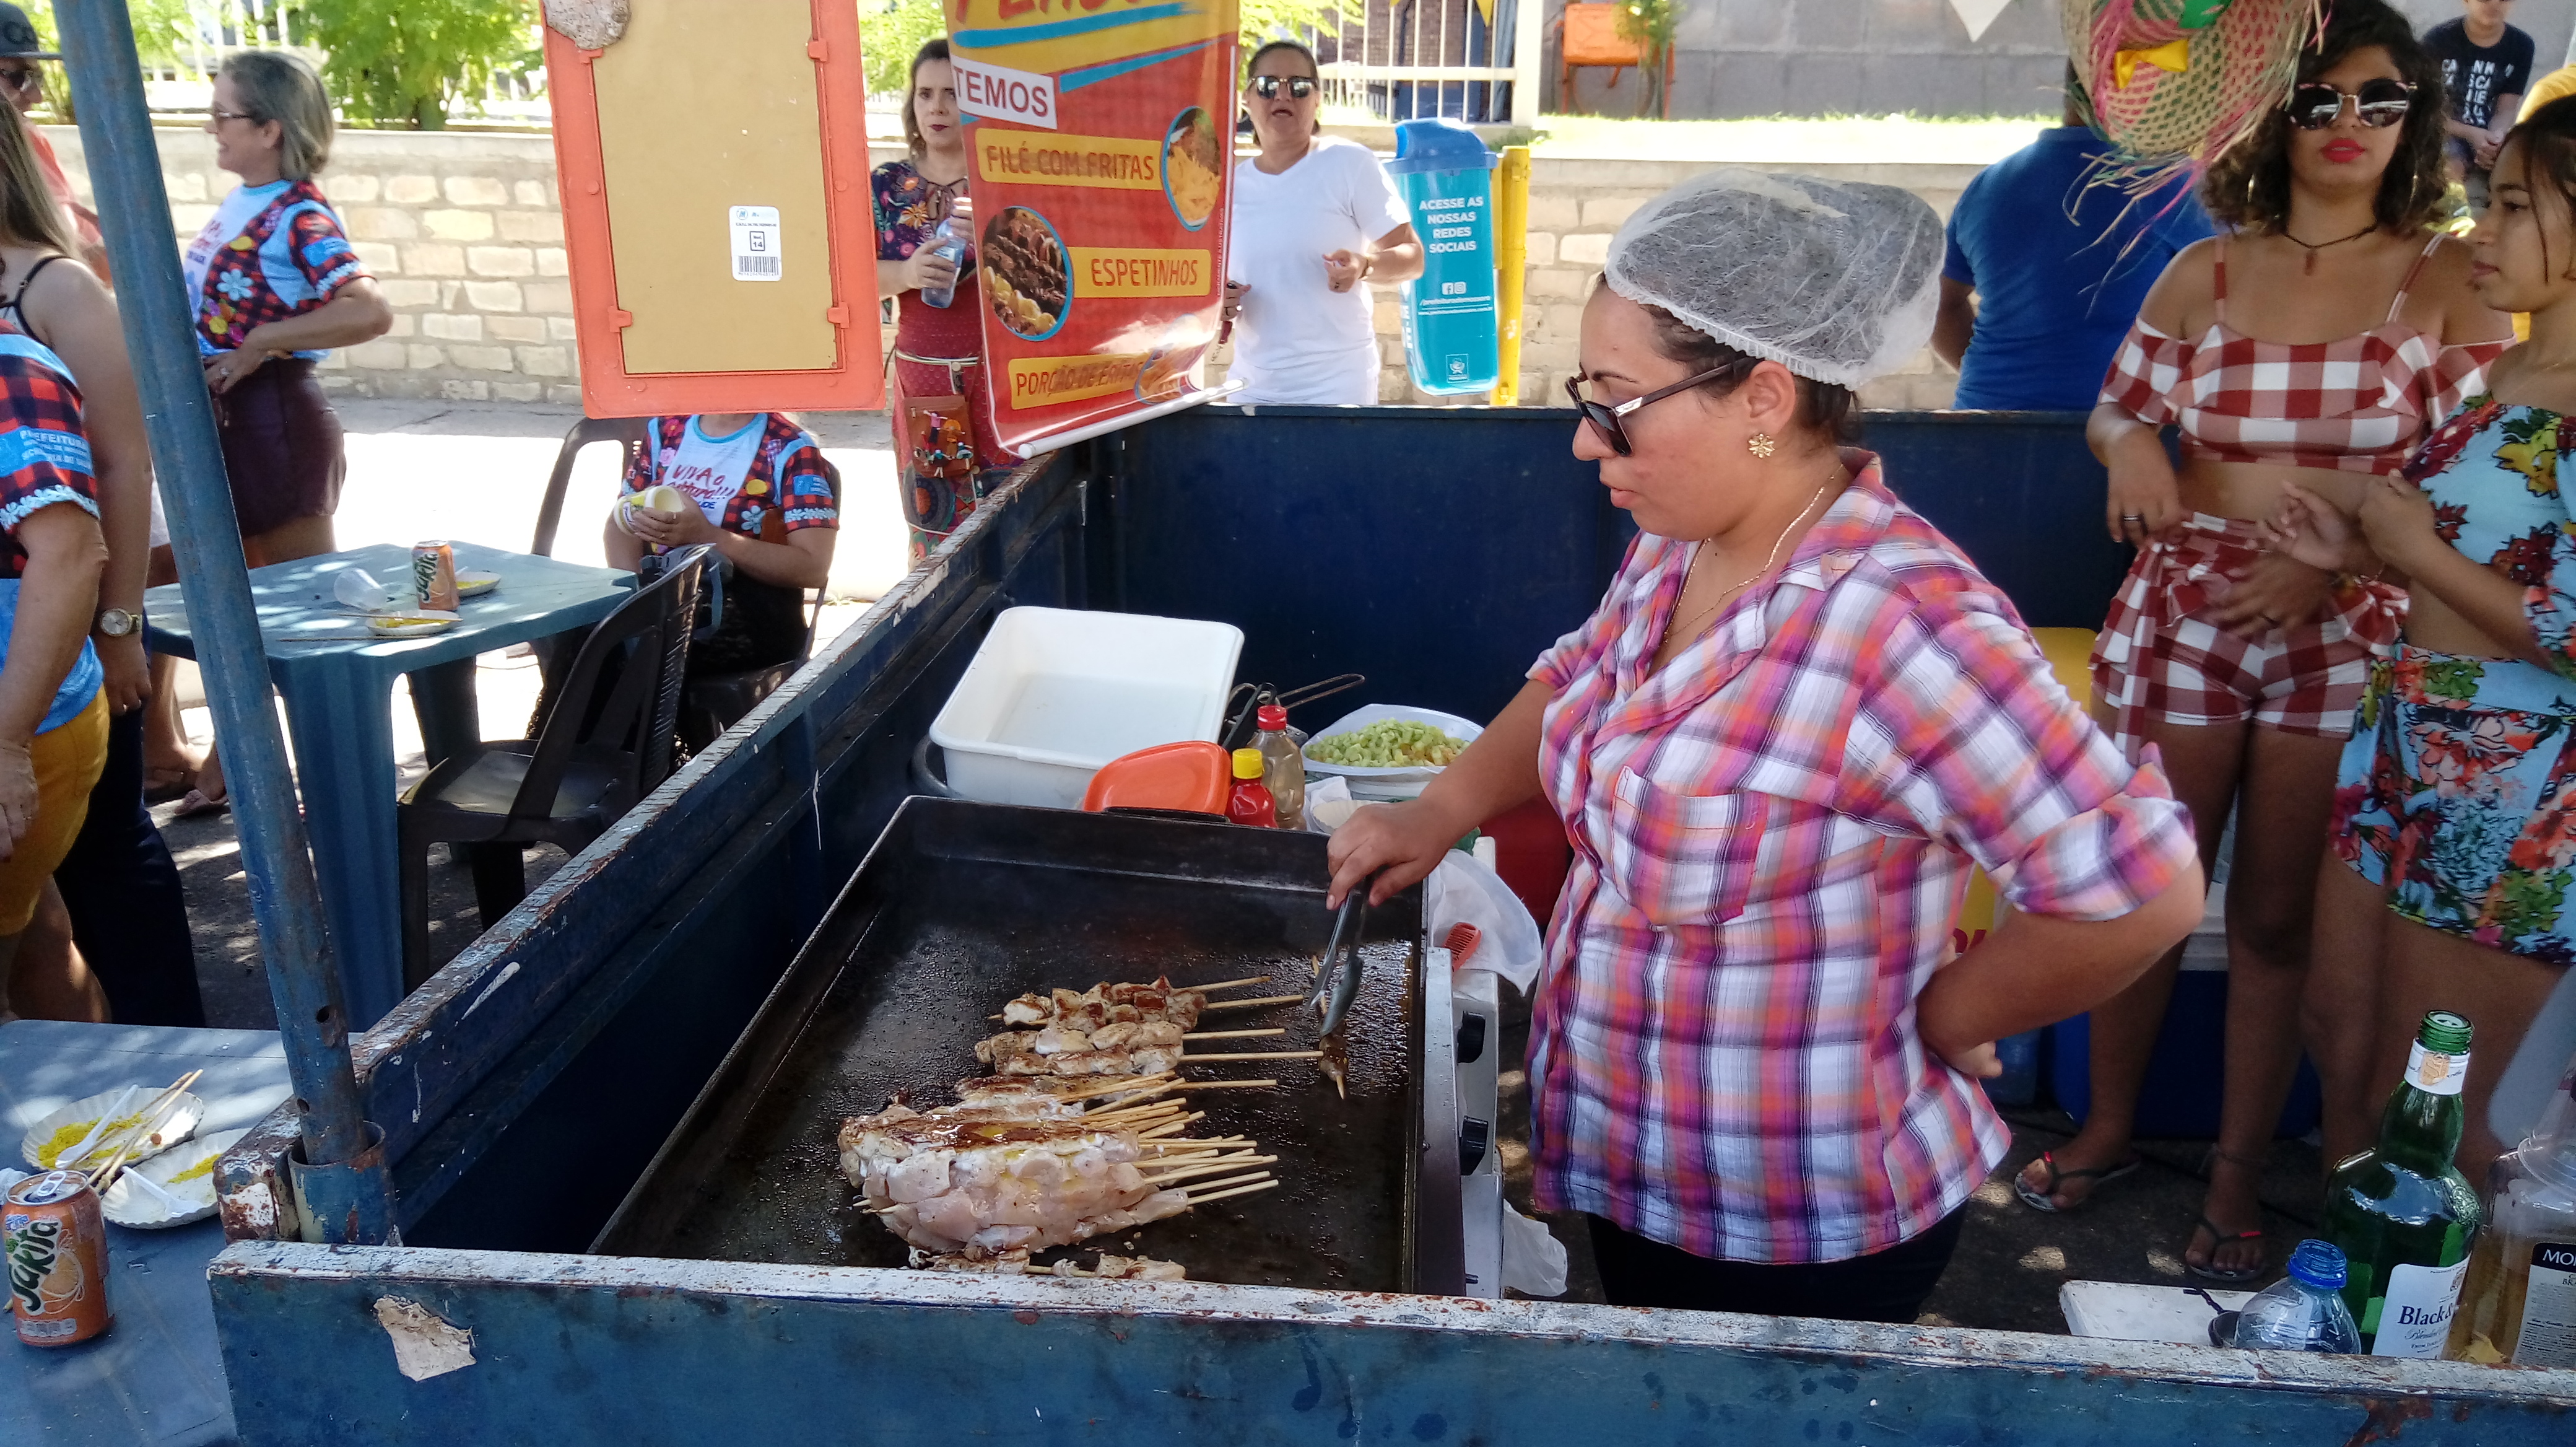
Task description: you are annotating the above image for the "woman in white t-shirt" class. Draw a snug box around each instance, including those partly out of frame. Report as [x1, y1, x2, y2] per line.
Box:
[1222, 41, 1422, 405]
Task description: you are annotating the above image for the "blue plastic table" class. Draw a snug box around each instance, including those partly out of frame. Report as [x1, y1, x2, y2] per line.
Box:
[144, 542, 633, 1028]
[0, 1020, 291, 1447]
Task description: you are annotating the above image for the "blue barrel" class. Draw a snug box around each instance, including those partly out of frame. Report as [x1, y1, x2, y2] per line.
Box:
[1387, 118, 1499, 395]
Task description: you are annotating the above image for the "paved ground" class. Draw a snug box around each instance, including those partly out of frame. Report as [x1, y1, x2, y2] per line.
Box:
[151, 400, 2317, 1332]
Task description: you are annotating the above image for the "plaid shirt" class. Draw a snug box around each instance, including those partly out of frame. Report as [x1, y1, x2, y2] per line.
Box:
[1526, 456, 2195, 1264]
[2098, 235, 2503, 475]
[0, 321, 95, 577]
[187, 180, 367, 357]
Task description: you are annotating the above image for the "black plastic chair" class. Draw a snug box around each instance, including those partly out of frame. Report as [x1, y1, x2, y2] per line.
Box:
[396, 545, 711, 989]
[676, 453, 842, 751]
[530, 415, 651, 557]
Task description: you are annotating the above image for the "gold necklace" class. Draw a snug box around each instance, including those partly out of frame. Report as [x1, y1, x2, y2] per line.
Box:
[1662, 468, 1842, 646]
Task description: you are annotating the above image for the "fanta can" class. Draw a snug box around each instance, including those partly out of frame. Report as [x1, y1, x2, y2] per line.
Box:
[6, 1169, 113, 1346]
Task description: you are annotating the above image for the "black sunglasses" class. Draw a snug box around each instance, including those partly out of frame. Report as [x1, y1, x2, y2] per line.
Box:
[1566, 359, 1754, 455]
[2286, 79, 2414, 130]
[1250, 75, 1316, 100]
[0, 64, 38, 92]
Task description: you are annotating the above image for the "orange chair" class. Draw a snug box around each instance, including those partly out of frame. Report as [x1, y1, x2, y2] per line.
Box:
[1557, 2, 1671, 118]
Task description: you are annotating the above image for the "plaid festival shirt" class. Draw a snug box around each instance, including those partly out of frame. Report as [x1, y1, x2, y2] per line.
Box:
[1527, 457, 2196, 1264]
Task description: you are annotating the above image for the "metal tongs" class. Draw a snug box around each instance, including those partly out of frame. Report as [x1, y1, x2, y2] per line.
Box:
[1221, 673, 1366, 750]
[1308, 873, 1375, 1037]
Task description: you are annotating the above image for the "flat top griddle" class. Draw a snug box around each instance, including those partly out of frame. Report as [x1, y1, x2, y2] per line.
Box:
[596, 800, 1429, 1293]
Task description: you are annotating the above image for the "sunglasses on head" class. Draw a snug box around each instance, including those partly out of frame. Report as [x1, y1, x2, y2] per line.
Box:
[1566, 359, 1754, 456]
[1250, 74, 1316, 100]
[2285, 78, 2414, 130]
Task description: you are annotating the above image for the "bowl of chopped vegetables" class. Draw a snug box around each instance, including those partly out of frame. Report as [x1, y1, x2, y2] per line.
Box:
[1300, 704, 1482, 795]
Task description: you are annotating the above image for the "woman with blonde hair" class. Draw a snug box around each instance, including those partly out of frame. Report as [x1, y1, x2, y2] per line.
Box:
[173, 49, 393, 815]
[0, 98, 195, 1023]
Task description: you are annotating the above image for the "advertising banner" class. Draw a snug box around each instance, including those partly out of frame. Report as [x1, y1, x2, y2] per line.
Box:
[947, 0, 1238, 453]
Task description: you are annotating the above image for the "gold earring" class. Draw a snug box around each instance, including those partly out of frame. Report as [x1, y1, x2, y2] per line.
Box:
[1746, 432, 1776, 460]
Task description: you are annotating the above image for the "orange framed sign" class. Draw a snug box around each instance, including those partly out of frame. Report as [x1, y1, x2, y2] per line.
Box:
[546, 1, 884, 417]
[949, 0, 1238, 453]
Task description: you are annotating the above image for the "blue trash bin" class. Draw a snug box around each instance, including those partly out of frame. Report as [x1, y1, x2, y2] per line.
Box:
[1387, 118, 1499, 395]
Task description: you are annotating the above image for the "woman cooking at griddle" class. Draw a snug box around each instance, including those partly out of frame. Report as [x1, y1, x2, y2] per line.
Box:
[1323, 172, 2206, 1324]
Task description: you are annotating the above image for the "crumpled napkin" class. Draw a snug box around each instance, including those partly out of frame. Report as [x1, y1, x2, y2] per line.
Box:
[1502, 1203, 1569, 1297]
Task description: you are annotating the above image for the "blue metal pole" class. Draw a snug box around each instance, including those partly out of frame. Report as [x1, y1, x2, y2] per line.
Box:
[54, 1, 386, 1234]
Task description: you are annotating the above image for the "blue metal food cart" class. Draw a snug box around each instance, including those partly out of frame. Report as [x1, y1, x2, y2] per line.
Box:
[199, 404, 2575, 1442]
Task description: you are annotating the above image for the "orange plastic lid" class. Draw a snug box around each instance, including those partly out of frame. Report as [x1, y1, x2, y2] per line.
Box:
[1082, 741, 1232, 815]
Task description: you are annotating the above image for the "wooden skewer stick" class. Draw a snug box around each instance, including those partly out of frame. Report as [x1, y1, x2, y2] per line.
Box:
[1185, 1178, 1282, 1208]
[1139, 1136, 1250, 1150]
[1045, 1072, 1178, 1102]
[1181, 1028, 1286, 1041]
[88, 1073, 202, 1195]
[82, 1070, 201, 1167]
[1136, 1113, 1207, 1139]
[1187, 975, 1271, 993]
[1141, 1156, 1278, 1186]
[1203, 994, 1304, 1012]
[1183, 1051, 1323, 1063]
[1172, 1078, 1279, 1091]
[1178, 1170, 1275, 1197]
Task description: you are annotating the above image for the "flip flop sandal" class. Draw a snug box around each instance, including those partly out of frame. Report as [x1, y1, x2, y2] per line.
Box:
[2012, 1150, 2143, 1213]
[142, 766, 196, 805]
[2183, 1212, 2269, 1284]
[171, 787, 230, 820]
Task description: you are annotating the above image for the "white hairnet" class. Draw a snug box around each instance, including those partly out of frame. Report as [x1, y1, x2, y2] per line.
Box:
[1603, 169, 1944, 389]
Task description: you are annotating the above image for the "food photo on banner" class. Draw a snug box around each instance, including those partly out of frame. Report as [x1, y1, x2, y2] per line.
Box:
[945, 0, 1240, 454]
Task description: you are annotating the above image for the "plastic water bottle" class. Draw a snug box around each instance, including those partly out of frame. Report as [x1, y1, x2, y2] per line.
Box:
[916, 197, 971, 309]
[2229, 1239, 2363, 1353]
[1387, 118, 1499, 395]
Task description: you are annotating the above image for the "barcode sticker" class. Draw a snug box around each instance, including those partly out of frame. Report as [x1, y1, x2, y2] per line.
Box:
[730, 205, 781, 282]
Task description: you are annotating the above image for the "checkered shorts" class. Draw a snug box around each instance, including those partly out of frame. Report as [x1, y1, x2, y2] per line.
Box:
[2090, 513, 2403, 759]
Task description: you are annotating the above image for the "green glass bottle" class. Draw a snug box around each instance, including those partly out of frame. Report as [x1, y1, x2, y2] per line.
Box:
[2321, 1011, 2486, 1357]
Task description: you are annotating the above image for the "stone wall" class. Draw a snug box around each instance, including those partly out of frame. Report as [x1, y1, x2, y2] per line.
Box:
[46, 126, 1973, 411]
[43, 124, 577, 405]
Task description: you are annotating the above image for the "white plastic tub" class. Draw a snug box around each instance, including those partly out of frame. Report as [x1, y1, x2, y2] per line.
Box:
[928, 606, 1244, 809]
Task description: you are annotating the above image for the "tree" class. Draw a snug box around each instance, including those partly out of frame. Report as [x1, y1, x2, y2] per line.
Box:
[1614, 0, 1677, 120]
[294, 0, 534, 131]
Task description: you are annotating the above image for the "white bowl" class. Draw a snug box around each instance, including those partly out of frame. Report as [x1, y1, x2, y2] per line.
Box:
[101, 1126, 247, 1229]
[455, 569, 501, 598]
[20, 1087, 204, 1173]
[1300, 704, 1484, 788]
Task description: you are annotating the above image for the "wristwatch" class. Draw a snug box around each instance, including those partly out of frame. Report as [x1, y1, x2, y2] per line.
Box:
[94, 607, 137, 637]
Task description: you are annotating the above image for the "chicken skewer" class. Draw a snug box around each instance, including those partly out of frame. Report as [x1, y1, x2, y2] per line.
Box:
[992, 976, 1267, 1030]
[840, 1095, 1271, 1258]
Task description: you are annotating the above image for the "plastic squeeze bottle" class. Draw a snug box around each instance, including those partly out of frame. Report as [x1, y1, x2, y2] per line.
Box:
[917, 196, 972, 308]
[2448, 1052, 2576, 1365]
[1254, 704, 1306, 831]
[2228, 1239, 2362, 1353]
[2322, 1010, 2485, 1356]
[1226, 746, 1276, 828]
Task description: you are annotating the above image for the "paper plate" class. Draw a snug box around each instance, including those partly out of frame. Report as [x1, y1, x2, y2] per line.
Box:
[20, 1087, 205, 1173]
[455, 569, 500, 598]
[367, 611, 461, 638]
[101, 1127, 246, 1229]
[1300, 704, 1484, 788]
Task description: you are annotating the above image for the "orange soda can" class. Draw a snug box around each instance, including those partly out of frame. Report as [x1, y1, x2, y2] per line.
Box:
[411, 540, 459, 612]
[6, 1169, 113, 1346]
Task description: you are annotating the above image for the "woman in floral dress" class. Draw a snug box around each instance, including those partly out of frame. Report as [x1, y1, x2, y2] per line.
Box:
[2266, 101, 2576, 1171]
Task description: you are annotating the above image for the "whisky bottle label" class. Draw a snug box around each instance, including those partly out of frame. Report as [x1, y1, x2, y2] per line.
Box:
[2515, 1242, 2576, 1368]
[2372, 1259, 2469, 1357]
[2404, 1041, 2468, 1096]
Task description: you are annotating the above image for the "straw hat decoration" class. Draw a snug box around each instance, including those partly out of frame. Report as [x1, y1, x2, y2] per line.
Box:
[2062, 0, 2323, 191]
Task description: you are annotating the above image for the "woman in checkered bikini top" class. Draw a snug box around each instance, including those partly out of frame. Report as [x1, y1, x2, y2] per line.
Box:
[2032, 3, 2516, 1290]
[2102, 234, 2500, 476]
